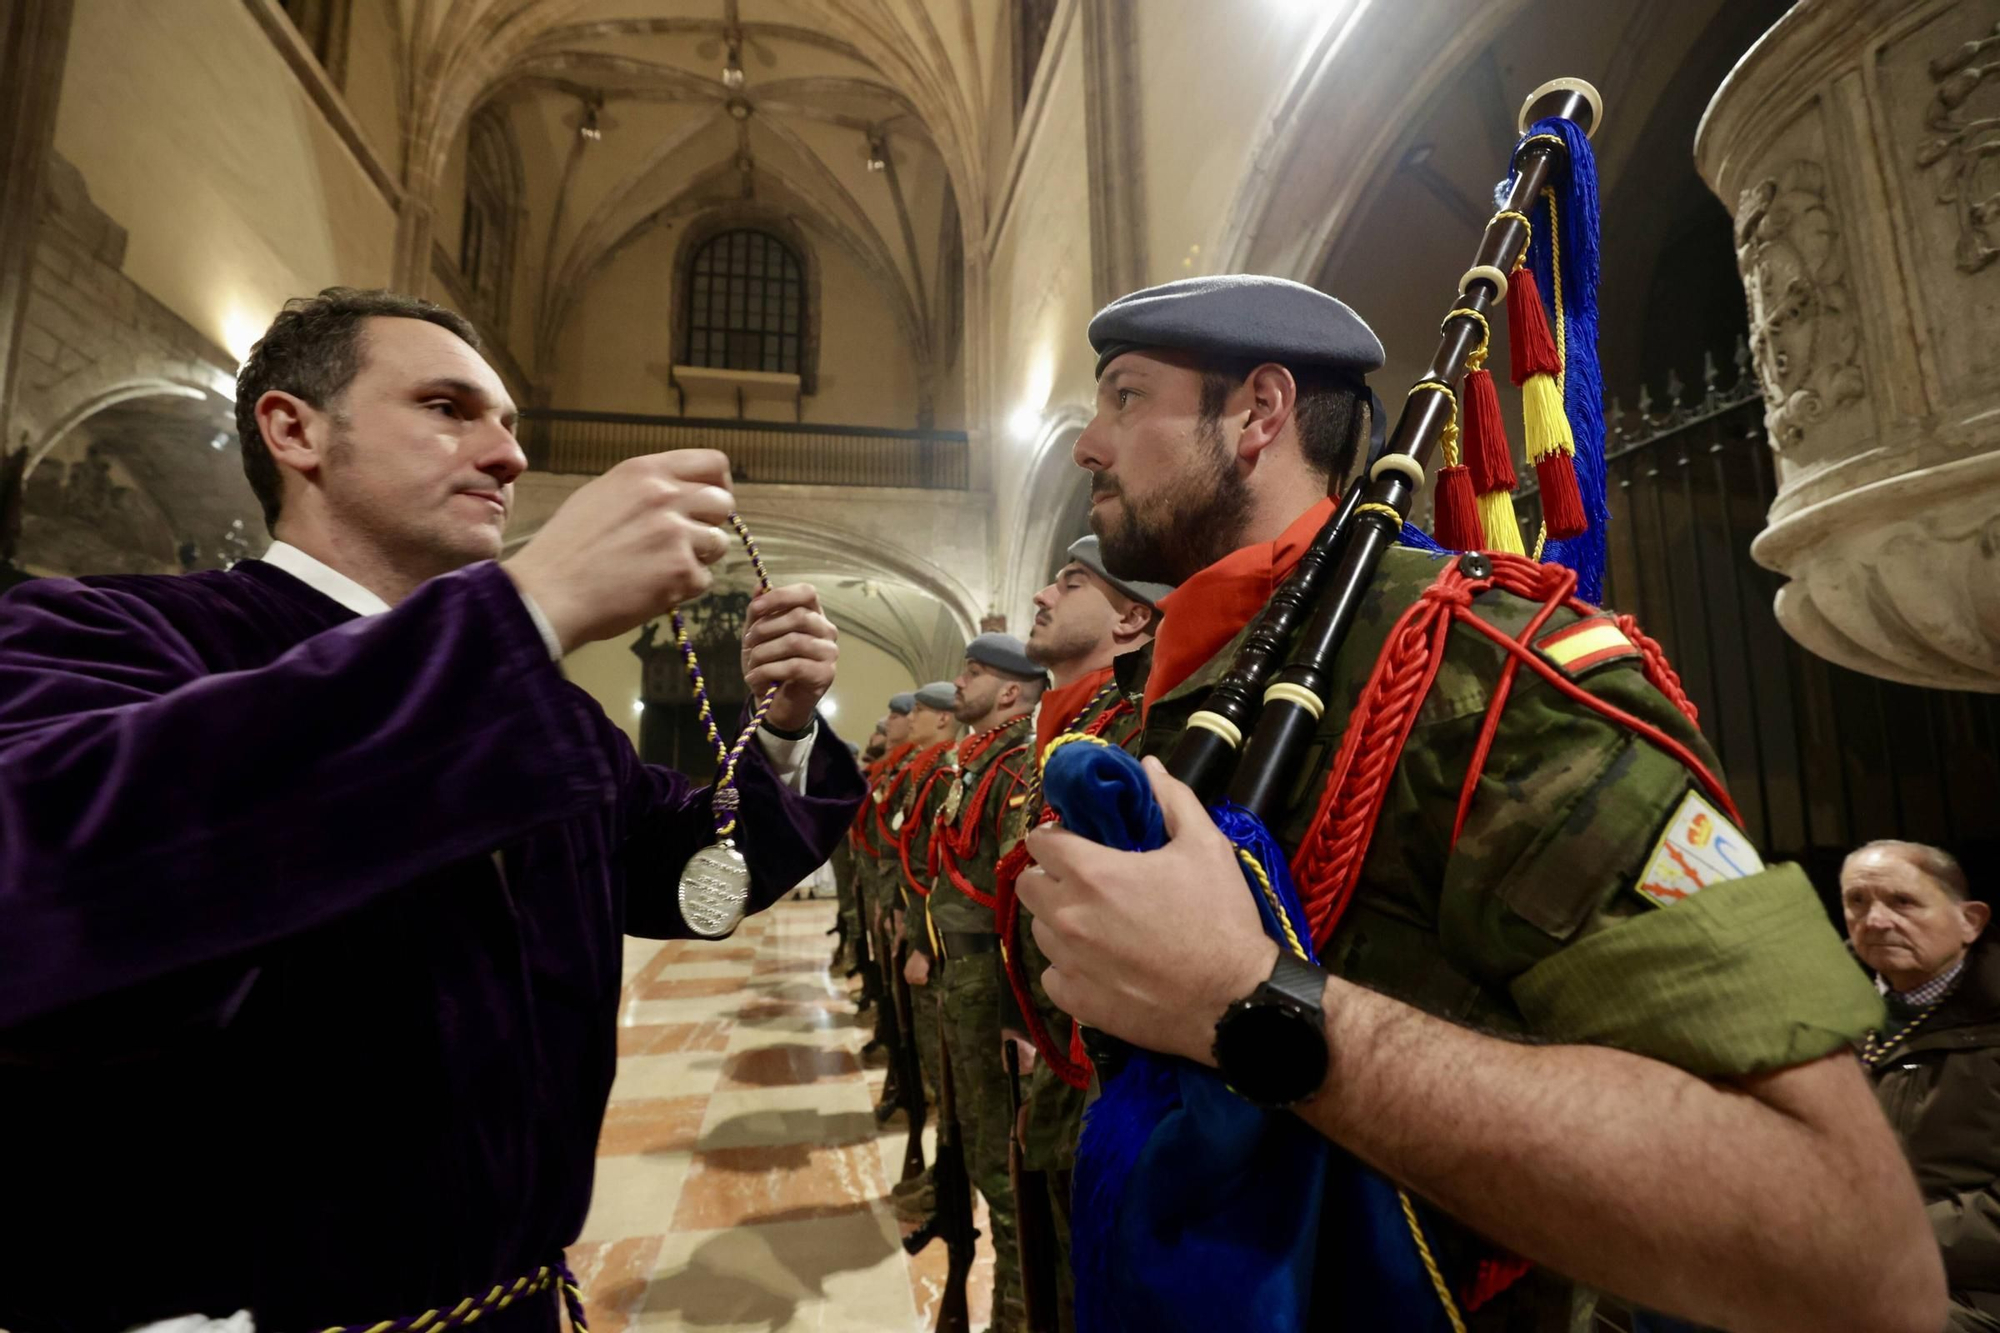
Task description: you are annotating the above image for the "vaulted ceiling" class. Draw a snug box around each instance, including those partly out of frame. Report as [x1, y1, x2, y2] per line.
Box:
[481, 2, 969, 387]
[379, 0, 1005, 396]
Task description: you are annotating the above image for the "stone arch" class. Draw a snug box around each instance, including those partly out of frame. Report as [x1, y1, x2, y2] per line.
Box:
[16, 387, 259, 578]
[996, 406, 1093, 628]
[17, 352, 234, 483]
[1212, 3, 1532, 282]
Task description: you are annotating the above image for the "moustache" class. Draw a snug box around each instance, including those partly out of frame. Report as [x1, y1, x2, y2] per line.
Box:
[1090, 471, 1121, 502]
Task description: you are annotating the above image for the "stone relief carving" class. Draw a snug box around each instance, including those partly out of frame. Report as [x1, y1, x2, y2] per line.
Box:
[1733, 160, 1867, 449]
[1916, 19, 2000, 274]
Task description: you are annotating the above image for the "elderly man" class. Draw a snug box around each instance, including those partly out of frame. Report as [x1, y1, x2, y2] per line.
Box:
[1845, 840, 2000, 1332]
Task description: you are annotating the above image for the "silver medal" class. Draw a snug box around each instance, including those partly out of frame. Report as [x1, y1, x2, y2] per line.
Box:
[678, 838, 750, 938]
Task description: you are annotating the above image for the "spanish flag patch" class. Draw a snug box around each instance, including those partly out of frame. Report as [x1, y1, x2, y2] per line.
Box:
[1534, 613, 1639, 678]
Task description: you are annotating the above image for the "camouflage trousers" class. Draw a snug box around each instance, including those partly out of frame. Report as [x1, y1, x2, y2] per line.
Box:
[908, 958, 943, 1108]
[831, 842, 858, 969]
[939, 953, 1021, 1331]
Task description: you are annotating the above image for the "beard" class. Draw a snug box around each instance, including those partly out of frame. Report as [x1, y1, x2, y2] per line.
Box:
[1092, 424, 1252, 586]
[954, 686, 996, 727]
[1026, 613, 1102, 670]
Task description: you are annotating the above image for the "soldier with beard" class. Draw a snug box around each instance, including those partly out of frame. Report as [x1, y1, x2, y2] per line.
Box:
[1016, 275, 1936, 1332]
[1001, 536, 1169, 1331]
[917, 635, 1046, 1331]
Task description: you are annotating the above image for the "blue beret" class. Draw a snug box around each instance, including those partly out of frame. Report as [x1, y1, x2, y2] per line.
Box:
[1089, 275, 1384, 381]
[914, 681, 958, 711]
[887, 692, 916, 715]
[966, 632, 1045, 681]
[1065, 536, 1175, 610]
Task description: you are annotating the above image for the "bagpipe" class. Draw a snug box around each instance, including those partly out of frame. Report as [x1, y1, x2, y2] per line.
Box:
[1042, 78, 1606, 1333]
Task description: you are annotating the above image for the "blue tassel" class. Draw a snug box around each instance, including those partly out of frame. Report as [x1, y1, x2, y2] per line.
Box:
[1211, 801, 1318, 966]
[1521, 115, 1608, 602]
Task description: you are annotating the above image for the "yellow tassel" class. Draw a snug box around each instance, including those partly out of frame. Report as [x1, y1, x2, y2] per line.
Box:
[1520, 372, 1574, 463]
[1476, 489, 1526, 554]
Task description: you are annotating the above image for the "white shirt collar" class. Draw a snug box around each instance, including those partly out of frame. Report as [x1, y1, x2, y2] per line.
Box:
[258, 542, 392, 617]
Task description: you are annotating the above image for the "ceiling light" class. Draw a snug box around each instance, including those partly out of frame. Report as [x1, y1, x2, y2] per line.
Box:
[819, 697, 839, 721]
[580, 104, 602, 141]
[632, 699, 645, 715]
[866, 135, 887, 173]
[209, 430, 230, 451]
[722, 37, 745, 89]
[1008, 404, 1041, 444]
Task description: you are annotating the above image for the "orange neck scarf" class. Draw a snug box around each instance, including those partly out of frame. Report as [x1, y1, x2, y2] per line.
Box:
[1035, 666, 1117, 762]
[1143, 497, 1336, 707]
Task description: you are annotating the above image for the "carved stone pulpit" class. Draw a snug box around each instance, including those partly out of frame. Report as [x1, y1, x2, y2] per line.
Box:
[1697, 0, 2000, 692]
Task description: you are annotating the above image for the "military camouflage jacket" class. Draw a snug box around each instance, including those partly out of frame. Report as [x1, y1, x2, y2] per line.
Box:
[926, 714, 1035, 942]
[1009, 669, 1148, 1172]
[1123, 542, 1881, 1330]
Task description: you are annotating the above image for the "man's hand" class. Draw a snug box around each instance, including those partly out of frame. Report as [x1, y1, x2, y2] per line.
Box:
[1020, 756, 1277, 1065]
[904, 949, 931, 987]
[505, 451, 735, 654]
[742, 584, 838, 732]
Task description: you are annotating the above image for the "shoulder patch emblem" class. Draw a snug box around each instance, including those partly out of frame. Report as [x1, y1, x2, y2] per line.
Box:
[1535, 614, 1640, 678]
[1635, 789, 1765, 908]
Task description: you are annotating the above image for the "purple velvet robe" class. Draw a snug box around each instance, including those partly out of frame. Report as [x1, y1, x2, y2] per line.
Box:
[0, 558, 864, 1333]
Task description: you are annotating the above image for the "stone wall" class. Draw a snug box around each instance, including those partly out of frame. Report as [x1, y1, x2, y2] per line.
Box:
[10, 154, 236, 468]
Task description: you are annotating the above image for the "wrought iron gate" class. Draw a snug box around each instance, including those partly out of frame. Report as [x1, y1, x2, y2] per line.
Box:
[1510, 345, 2000, 889]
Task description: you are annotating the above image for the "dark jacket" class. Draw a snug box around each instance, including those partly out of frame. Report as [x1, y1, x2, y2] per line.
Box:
[1870, 935, 2000, 1329]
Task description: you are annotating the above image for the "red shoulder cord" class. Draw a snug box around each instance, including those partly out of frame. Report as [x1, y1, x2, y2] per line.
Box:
[936, 744, 1032, 909]
[1290, 551, 1726, 952]
[879, 740, 946, 847]
[849, 746, 905, 855]
[893, 741, 956, 897]
[995, 692, 1137, 1089]
[1285, 553, 1723, 1316]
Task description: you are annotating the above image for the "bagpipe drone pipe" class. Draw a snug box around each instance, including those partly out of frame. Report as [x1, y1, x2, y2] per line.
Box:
[1042, 78, 1607, 1333]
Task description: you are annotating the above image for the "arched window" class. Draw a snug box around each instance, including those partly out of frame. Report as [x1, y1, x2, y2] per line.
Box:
[458, 108, 521, 320]
[685, 229, 806, 376]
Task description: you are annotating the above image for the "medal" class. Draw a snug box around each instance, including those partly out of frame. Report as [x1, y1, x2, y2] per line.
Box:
[670, 513, 781, 939]
[943, 774, 966, 821]
[892, 808, 906, 832]
[678, 837, 750, 937]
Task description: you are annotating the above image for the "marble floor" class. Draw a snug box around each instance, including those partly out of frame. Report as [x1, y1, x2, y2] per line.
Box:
[569, 899, 994, 1333]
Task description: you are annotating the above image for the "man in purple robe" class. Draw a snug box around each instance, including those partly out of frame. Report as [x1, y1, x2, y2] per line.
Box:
[0, 289, 865, 1333]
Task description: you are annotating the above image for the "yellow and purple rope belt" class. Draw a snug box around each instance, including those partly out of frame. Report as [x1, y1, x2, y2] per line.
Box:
[317, 1259, 588, 1333]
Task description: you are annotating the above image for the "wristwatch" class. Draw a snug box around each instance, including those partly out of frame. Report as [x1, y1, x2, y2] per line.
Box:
[1211, 951, 1330, 1109]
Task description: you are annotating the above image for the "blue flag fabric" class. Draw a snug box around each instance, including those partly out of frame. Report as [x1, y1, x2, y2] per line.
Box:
[1042, 739, 1450, 1331]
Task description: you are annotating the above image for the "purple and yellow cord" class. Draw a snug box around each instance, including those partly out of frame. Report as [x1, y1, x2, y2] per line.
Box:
[318, 1259, 590, 1333]
[670, 511, 778, 840]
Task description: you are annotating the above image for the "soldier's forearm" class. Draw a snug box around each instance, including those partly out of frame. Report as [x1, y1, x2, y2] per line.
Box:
[1293, 977, 1943, 1333]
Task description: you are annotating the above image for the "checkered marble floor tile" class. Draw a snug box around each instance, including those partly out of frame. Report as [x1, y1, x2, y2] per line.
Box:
[574, 900, 994, 1332]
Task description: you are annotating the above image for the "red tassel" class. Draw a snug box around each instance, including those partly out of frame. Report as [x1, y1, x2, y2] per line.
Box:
[1462, 1256, 1535, 1313]
[1461, 367, 1516, 494]
[1507, 266, 1562, 384]
[1534, 451, 1587, 539]
[1433, 464, 1481, 550]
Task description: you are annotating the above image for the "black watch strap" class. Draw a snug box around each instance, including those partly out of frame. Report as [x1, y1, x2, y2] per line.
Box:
[1262, 950, 1326, 1014]
[759, 717, 816, 741]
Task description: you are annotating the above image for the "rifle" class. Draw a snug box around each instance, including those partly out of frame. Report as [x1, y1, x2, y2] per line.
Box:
[1006, 1039, 1059, 1332]
[885, 935, 929, 1180]
[906, 1015, 977, 1333]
